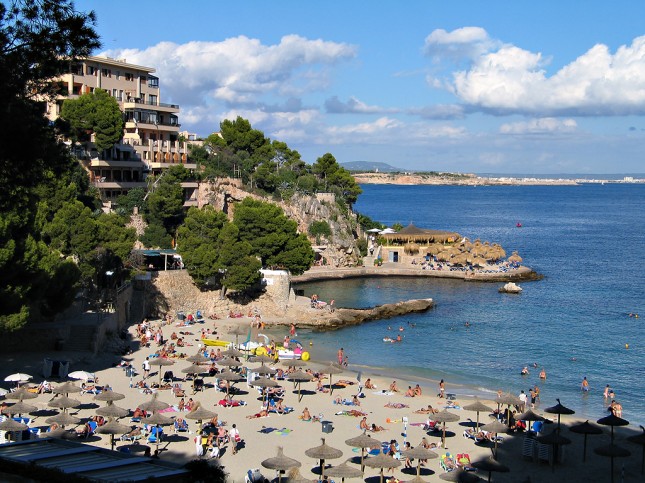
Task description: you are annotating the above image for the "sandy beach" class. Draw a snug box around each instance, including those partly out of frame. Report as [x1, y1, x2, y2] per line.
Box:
[1, 316, 643, 482]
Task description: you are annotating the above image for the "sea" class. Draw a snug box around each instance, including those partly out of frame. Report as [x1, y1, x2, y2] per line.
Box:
[292, 183, 645, 426]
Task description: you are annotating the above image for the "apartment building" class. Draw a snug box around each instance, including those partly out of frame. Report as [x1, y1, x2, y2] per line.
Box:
[46, 56, 197, 204]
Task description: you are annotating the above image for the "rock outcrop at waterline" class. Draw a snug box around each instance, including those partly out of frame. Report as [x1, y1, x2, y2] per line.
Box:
[290, 298, 434, 330]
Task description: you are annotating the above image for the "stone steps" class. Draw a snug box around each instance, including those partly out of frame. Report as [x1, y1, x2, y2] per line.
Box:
[64, 324, 96, 352]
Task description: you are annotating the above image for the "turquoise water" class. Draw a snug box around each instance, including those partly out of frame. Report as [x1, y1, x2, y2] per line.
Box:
[293, 184, 645, 425]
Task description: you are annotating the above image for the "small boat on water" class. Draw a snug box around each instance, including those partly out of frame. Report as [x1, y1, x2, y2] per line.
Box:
[516, 222, 522, 228]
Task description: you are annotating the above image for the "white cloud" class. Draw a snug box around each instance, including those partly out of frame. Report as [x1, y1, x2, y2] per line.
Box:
[104, 35, 357, 107]
[424, 27, 498, 61]
[442, 33, 645, 116]
[500, 118, 578, 135]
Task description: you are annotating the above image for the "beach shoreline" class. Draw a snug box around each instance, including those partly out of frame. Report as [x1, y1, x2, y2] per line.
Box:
[1, 316, 643, 483]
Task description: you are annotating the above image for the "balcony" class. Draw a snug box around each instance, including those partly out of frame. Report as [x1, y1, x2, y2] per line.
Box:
[122, 98, 179, 113]
[92, 180, 147, 189]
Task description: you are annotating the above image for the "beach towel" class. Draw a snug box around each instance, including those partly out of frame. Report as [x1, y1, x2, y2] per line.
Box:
[259, 427, 278, 434]
[159, 407, 178, 413]
[373, 391, 395, 396]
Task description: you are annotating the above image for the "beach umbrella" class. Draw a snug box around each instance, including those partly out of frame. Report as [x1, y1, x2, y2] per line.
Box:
[138, 393, 170, 412]
[96, 418, 131, 450]
[250, 376, 279, 405]
[321, 363, 343, 395]
[94, 391, 126, 403]
[305, 438, 343, 479]
[463, 398, 493, 431]
[185, 405, 217, 430]
[345, 431, 381, 471]
[67, 370, 95, 381]
[5, 387, 38, 400]
[4, 373, 32, 386]
[217, 370, 244, 400]
[480, 419, 508, 459]
[433, 409, 460, 449]
[544, 398, 575, 432]
[287, 370, 313, 402]
[249, 354, 275, 364]
[0, 388, 8, 397]
[47, 395, 81, 411]
[4, 400, 37, 416]
[53, 381, 82, 395]
[597, 413, 629, 445]
[325, 460, 363, 482]
[569, 420, 602, 462]
[218, 357, 243, 368]
[507, 251, 522, 263]
[471, 457, 509, 483]
[186, 352, 210, 364]
[223, 347, 245, 358]
[439, 468, 482, 482]
[142, 411, 174, 455]
[594, 444, 632, 483]
[254, 364, 277, 376]
[282, 359, 307, 368]
[181, 363, 208, 376]
[46, 411, 81, 427]
[96, 402, 129, 418]
[0, 417, 28, 442]
[537, 429, 572, 469]
[148, 358, 175, 383]
[228, 325, 249, 347]
[515, 408, 545, 433]
[402, 445, 439, 477]
[262, 446, 302, 483]
[627, 425, 645, 475]
[364, 451, 401, 483]
[286, 467, 316, 483]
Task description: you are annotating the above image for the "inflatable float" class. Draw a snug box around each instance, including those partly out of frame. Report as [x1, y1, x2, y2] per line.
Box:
[202, 339, 231, 347]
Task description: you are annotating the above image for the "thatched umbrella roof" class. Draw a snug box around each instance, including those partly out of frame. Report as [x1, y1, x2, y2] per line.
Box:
[186, 353, 211, 364]
[404, 243, 420, 255]
[53, 381, 82, 395]
[345, 431, 381, 471]
[45, 412, 81, 426]
[94, 391, 126, 403]
[508, 251, 523, 263]
[138, 393, 170, 412]
[48, 395, 81, 410]
[325, 460, 363, 481]
[185, 405, 217, 422]
[96, 403, 129, 418]
[305, 438, 343, 479]
[5, 388, 38, 400]
[570, 420, 603, 462]
[262, 447, 301, 483]
[364, 452, 401, 483]
[96, 418, 131, 450]
[3, 400, 37, 415]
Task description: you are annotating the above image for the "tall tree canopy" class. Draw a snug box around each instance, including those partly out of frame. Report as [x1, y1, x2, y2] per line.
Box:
[60, 88, 124, 152]
[176, 206, 261, 292]
[0, 0, 101, 331]
[233, 198, 314, 275]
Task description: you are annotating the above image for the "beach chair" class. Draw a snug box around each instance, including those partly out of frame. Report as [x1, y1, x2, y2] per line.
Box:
[174, 419, 189, 433]
[522, 436, 537, 461]
[440, 452, 457, 472]
[455, 453, 474, 470]
[148, 426, 164, 444]
[172, 383, 185, 398]
[463, 429, 484, 444]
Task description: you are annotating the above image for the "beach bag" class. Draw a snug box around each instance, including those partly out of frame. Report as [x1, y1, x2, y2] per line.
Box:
[234, 432, 241, 442]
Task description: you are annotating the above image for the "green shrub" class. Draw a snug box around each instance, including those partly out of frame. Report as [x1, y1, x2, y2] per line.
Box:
[308, 220, 332, 238]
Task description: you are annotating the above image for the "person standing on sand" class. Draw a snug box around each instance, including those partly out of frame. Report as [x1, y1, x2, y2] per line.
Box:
[142, 357, 150, 379]
[338, 348, 344, 366]
[438, 379, 445, 398]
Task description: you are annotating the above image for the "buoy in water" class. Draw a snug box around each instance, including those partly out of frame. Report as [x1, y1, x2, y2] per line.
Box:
[625, 343, 629, 349]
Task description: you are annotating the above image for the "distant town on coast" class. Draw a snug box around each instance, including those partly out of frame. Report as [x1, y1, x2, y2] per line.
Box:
[343, 161, 645, 186]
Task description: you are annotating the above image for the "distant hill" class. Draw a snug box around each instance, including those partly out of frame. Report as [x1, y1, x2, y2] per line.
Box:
[341, 161, 404, 173]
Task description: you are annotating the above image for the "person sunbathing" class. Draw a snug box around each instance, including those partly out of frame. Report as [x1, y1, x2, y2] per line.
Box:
[414, 405, 438, 414]
[132, 407, 147, 419]
[370, 423, 386, 432]
[247, 409, 269, 419]
[316, 380, 329, 393]
[300, 407, 312, 421]
[364, 378, 376, 389]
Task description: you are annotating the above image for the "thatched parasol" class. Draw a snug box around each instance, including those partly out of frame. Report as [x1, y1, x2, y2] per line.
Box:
[594, 444, 631, 483]
[471, 457, 509, 482]
[507, 251, 522, 263]
[250, 376, 279, 405]
[96, 418, 131, 450]
[325, 460, 363, 482]
[228, 325, 249, 347]
[364, 451, 401, 483]
[463, 398, 493, 432]
[345, 431, 381, 471]
[138, 393, 170, 412]
[262, 446, 301, 483]
[148, 358, 175, 383]
[254, 364, 277, 376]
[96, 402, 129, 418]
[626, 425, 645, 475]
[186, 353, 211, 364]
[217, 370, 244, 400]
[45, 411, 81, 427]
[5, 387, 38, 400]
[305, 438, 343, 479]
[515, 408, 545, 431]
[47, 395, 81, 411]
[94, 391, 126, 403]
[142, 411, 174, 455]
[223, 347, 245, 358]
[53, 381, 82, 395]
[537, 429, 572, 469]
[4, 400, 37, 416]
[321, 363, 343, 395]
[433, 409, 460, 449]
[287, 370, 313, 402]
[249, 354, 275, 364]
[544, 398, 575, 432]
[439, 468, 482, 482]
[0, 417, 28, 433]
[480, 419, 508, 458]
[404, 243, 420, 255]
[569, 420, 602, 462]
[182, 363, 208, 375]
[185, 405, 217, 427]
[218, 357, 243, 368]
[402, 445, 439, 477]
[597, 413, 629, 445]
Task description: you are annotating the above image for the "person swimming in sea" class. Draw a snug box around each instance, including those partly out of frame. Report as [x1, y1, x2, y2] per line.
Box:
[521, 366, 529, 376]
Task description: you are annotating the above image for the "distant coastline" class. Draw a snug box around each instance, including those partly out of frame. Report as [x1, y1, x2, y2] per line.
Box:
[352, 171, 645, 186]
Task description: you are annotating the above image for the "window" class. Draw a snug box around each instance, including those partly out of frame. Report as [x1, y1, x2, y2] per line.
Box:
[87, 66, 96, 75]
[125, 73, 134, 81]
[71, 64, 83, 75]
[148, 75, 159, 88]
[148, 94, 158, 106]
[115, 70, 120, 80]
[112, 89, 118, 98]
[101, 68, 111, 77]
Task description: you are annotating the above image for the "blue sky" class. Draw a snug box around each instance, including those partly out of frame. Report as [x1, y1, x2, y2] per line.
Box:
[76, 0, 645, 174]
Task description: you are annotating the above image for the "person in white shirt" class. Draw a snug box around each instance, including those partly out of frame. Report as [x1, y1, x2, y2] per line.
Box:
[519, 390, 527, 412]
[228, 424, 240, 455]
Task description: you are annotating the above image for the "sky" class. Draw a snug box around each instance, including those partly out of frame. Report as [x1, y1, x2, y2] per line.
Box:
[75, 0, 645, 174]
